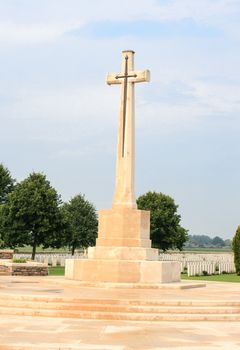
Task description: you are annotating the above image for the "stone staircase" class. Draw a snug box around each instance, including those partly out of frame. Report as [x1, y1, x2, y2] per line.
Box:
[0, 293, 240, 321]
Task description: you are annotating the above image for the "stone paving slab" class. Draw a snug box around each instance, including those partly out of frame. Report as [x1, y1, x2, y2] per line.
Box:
[0, 276, 240, 349]
[0, 316, 240, 349]
[0, 276, 239, 302]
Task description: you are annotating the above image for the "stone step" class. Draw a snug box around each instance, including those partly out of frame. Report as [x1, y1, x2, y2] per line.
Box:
[0, 306, 240, 321]
[0, 293, 240, 307]
[0, 299, 240, 314]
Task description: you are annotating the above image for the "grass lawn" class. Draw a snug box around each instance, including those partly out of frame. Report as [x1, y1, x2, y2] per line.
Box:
[182, 247, 232, 253]
[181, 273, 240, 283]
[48, 266, 65, 276]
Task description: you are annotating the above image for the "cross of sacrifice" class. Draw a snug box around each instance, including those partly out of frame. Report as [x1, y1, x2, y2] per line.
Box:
[106, 50, 150, 209]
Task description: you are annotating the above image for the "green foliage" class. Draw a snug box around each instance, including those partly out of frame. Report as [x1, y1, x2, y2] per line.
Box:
[61, 194, 98, 255]
[185, 235, 213, 247]
[185, 235, 228, 248]
[12, 258, 27, 263]
[1, 172, 64, 260]
[137, 191, 188, 251]
[181, 273, 240, 283]
[224, 239, 232, 248]
[233, 225, 240, 275]
[0, 164, 15, 247]
[0, 164, 15, 204]
[202, 270, 209, 276]
[212, 236, 225, 247]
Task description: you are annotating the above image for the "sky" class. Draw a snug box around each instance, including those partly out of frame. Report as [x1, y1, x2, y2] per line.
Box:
[0, 0, 240, 239]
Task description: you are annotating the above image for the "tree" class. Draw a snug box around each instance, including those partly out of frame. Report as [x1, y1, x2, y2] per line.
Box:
[185, 235, 213, 247]
[233, 225, 240, 275]
[137, 191, 188, 251]
[212, 236, 225, 247]
[0, 164, 15, 204]
[61, 194, 98, 255]
[224, 239, 232, 248]
[1, 172, 64, 259]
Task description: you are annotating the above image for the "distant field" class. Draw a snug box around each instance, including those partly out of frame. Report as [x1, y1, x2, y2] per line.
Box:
[13, 245, 232, 254]
[181, 273, 240, 283]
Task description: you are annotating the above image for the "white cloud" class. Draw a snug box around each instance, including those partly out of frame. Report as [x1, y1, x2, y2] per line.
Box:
[137, 78, 240, 133]
[0, 20, 83, 44]
[2, 84, 119, 125]
[0, 0, 238, 46]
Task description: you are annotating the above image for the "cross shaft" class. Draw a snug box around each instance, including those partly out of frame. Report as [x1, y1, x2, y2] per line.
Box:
[106, 50, 150, 209]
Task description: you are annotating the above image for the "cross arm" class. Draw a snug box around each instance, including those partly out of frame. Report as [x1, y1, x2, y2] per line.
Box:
[106, 69, 150, 85]
[106, 72, 122, 85]
[131, 69, 150, 83]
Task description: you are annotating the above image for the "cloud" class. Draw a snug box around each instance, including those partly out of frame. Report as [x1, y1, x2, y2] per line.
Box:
[0, 20, 83, 44]
[68, 18, 219, 39]
[0, 85, 119, 135]
[136, 77, 240, 133]
[0, 0, 238, 46]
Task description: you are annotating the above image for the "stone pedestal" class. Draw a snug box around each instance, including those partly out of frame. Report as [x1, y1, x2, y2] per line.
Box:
[65, 208, 181, 283]
[65, 258, 180, 283]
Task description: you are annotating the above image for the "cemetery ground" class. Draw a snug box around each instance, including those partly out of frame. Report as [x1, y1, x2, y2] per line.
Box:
[1, 250, 239, 348]
[0, 275, 240, 349]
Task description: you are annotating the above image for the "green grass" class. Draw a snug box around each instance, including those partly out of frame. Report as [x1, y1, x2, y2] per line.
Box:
[181, 273, 240, 283]
[182, 247, 232, 253]
[48, 266, 65, 276]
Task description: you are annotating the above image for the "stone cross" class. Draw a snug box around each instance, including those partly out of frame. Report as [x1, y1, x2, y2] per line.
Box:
[107, 50, 150, 209]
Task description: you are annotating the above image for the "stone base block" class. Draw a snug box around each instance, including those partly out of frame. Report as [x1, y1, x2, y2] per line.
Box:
[88, 246, 158, 260]
[97, 208, 151, 247]
[65, 259, 181, 283]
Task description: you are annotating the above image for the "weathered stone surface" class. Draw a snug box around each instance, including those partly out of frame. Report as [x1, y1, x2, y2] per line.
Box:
[0, 261, 48, 276]
[0, 250, 14, 260]
[66, 259, 180, 283]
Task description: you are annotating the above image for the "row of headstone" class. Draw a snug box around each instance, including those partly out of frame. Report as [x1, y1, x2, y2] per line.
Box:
[186, 261, 236, 276]
[159, 252, 235, 276]
[187, 262, 216, 276]
[218, 262, 236, 274]
[14, 252, 87, 266]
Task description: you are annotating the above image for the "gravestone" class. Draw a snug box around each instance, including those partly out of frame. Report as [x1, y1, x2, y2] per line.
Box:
[65, 50, 180, 283]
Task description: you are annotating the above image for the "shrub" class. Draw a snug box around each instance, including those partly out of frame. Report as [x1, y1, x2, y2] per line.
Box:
[12, 258, 27, 263]
[233, 225, 240, 275]
[202, 270, 208, 276]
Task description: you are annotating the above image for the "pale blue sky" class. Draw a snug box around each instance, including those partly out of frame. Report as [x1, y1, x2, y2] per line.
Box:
[1, 0, 240, 239]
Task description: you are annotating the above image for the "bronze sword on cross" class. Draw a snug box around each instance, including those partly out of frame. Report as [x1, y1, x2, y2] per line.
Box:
[107, 50, 150, 161]
[106, 50, 150, 208]
[115, 55, 137, 157]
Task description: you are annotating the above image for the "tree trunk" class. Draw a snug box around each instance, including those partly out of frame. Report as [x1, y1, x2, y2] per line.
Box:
[71, 245, 75, 256]
[31, 233, 37, 260]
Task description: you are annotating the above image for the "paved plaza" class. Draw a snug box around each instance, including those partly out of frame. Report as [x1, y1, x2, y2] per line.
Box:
[0, 276, 239, 349]
[0, 316, 240, 350]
